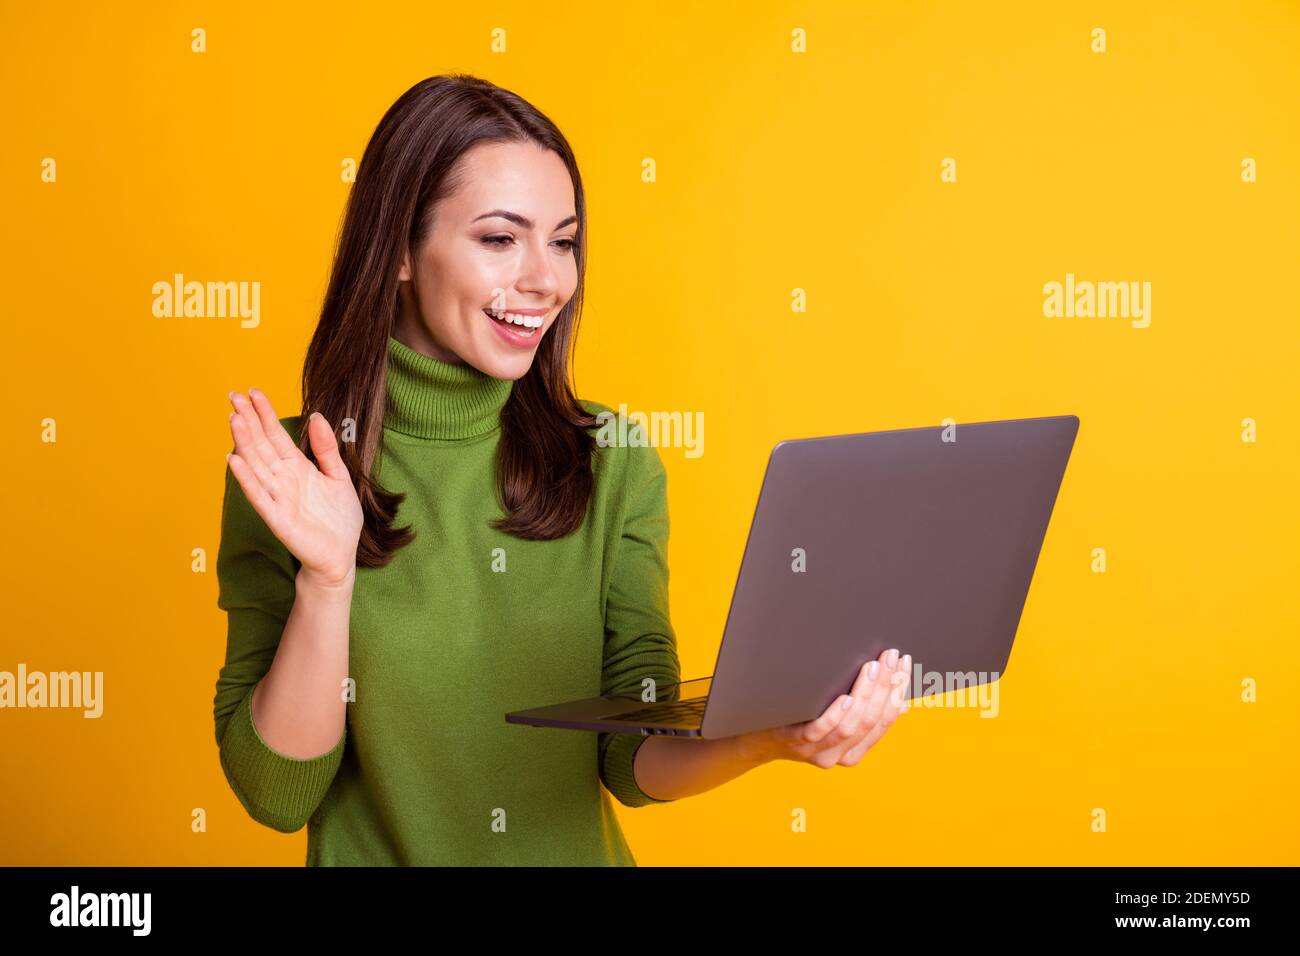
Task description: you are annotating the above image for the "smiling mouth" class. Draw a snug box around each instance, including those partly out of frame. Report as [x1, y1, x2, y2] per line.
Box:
[483, 308, 542, 338]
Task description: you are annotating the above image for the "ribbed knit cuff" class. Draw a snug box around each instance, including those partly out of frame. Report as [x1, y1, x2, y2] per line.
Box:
[218, 690, 346, 833]
[599, 732, 675, 808]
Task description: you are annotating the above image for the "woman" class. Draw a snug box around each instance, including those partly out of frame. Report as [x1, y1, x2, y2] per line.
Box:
[213, 73, 910, 866]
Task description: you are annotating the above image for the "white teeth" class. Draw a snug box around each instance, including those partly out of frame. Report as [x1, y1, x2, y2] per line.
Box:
[486, 309, 542, 329]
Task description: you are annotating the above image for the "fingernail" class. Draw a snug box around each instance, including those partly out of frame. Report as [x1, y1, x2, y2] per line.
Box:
[249, 387, 259, 398]
[886, 648, 899, 669]
[901, 653, 911, 672]
[867, 660, 879, 680]
[228, 391, 235, 402]
[840, 697, 853, 710]
[229, 411, 236, 422]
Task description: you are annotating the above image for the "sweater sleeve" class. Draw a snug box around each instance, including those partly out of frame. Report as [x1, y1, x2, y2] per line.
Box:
[212, 420, 347, 833]
[597, 441, 683, 808]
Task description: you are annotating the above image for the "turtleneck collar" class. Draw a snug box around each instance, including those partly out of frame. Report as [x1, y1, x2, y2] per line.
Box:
[384, 335, 514, 442]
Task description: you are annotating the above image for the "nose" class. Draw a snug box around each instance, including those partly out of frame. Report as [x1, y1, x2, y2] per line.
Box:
[514, 236, 561, 300]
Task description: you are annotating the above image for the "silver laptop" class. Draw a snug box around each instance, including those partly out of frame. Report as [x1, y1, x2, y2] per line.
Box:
[504, 414, 1080, 739]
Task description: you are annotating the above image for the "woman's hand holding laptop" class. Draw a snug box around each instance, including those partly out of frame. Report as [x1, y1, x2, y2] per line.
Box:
[746, 647, 912, 769]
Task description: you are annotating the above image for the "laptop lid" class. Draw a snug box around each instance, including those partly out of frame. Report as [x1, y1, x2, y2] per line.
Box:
[698, 414, 1079, 738]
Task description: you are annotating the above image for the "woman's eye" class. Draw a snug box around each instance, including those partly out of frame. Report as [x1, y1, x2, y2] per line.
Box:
[482, 235, 577, 253]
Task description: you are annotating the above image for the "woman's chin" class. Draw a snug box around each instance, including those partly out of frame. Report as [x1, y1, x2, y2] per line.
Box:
[473, 344, 534, 381]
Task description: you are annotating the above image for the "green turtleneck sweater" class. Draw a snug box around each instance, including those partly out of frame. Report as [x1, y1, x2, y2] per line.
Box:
[213, 335, 680, 865]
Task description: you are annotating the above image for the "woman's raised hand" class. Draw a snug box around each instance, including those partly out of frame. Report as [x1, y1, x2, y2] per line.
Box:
[751, 647, 912, 768]
[226, 387, 364, 589]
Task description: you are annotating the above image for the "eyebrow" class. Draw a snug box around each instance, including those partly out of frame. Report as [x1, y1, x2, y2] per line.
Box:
[472, 209, 578, 231]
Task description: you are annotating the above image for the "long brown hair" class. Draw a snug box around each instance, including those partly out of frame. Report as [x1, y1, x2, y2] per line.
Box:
[298, 74, 599, 569]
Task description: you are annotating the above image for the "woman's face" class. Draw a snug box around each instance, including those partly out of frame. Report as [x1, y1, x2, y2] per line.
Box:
[395, 140, 579, 380]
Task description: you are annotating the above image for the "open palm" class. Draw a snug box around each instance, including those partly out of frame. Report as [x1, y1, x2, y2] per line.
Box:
[226, 387, 363, 587]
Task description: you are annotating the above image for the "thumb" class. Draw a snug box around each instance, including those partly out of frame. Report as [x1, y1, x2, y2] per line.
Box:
[307, 412, 350, 480]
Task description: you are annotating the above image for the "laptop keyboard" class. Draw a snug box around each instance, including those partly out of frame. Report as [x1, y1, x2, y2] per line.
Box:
[608, 698, 707, 724]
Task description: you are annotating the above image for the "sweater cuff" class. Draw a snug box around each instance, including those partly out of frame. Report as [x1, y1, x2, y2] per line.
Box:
[218, 689, 346, 833]
[599, 732, 676, 808]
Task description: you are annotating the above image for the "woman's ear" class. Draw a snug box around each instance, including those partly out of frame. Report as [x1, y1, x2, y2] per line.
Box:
[397, 250, 411, 282]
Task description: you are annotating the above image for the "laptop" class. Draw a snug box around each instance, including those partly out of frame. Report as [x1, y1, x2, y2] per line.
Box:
[504, 414, 1080, 740]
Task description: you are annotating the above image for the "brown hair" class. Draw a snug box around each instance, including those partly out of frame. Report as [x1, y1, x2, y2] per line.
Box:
[298, 74, 599, 569]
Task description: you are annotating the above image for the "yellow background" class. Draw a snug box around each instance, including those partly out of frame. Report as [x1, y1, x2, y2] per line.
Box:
[2, 0, 1296, 865]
